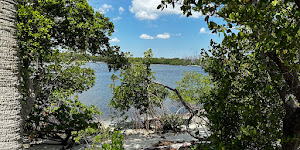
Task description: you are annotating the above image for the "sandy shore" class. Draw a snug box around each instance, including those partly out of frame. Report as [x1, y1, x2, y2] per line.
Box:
[25, 130, 205, 150]
[25, 116, 209, 150]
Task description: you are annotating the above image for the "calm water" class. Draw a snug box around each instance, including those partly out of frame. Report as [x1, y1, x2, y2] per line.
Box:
[77, 63, 206, 119]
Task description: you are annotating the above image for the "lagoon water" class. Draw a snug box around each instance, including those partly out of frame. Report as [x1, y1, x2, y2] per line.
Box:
[77, 62, 206, 120]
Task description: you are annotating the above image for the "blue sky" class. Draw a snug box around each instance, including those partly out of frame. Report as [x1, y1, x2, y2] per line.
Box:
[89, 0, 224, 58]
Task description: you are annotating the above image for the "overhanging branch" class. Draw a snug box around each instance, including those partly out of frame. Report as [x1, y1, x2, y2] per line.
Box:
[146, 79, 194, 114]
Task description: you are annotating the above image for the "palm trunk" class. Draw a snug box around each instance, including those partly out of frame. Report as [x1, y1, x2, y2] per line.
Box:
[0, 0, 23, 149]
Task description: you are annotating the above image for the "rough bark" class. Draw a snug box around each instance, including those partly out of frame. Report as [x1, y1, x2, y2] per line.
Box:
[267, 52, 300, 102]
[264, 52, 300, 150]
[0, 0, 23, 149]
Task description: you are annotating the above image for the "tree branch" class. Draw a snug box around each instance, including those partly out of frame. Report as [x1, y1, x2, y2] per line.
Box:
[266, 51, 300, 103]
[146, 79, 194, 114]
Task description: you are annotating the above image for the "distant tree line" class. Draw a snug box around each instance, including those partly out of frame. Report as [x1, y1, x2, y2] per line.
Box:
[132, 57, 201, 66]
[73, 54, 201, 66]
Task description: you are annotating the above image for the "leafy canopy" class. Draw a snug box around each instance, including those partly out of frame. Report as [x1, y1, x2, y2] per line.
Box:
[159, 0, 300, 149]
[110, 49, 168, 116]
[171, 71, 212, 105]
[17, 0, 127, 143]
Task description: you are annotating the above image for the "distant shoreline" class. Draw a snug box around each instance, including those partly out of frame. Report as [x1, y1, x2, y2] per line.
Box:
[88, 61, 201, 67]
[72, 54, 201, 66]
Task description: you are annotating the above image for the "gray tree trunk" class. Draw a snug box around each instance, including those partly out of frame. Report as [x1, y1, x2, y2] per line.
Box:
[0, 0, 23, 149]
[282, 94, 300, 150]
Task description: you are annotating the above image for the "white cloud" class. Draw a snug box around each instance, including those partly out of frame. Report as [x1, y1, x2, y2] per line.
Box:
[172, 33, 181, 36]
[130, 0, 180, 20]
[200, 27, 207, 33]
[103, 4, 112, 9]
[156, 33, 170, 39]
[96, 4, 113, 14]
[200, 27, 215, 34]
[190, 12, 202, 19]
[119, 7, 125, 14]
[113, 16, 122, 21]
[199, 27, 217, 34]
[129, 0, 202, 20]
[140, 34, 154, 39]
[109, 37, 120, 42]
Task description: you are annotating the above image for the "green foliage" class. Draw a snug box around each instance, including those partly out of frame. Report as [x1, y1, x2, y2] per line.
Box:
[128, 57, 200, 66]
[17, 0, 127, 112]
[173, 59, 283, 149]
[158, 0, 300, 148]
[110, 49, 168, 115]
[72, 54, 108, 62]
[26, 91, 102, 139]
[73, 54, 201, 66]
[18, 0, 127, 146]
[72, 127, 123, 150]
[101, 130, 124, 150]
[160, 114, 185, 132]
[201, 53, 283, 149]
[171, 72, 212, 105]
[17, 0, 127, 64]
[24, 51, 97, 136]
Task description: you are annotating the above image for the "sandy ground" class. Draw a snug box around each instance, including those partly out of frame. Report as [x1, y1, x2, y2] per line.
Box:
[122, 130, 201, 149]
[25, 132, 203, 150]
[25, 129, 208, 150]
[25, 117, 209, 150]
